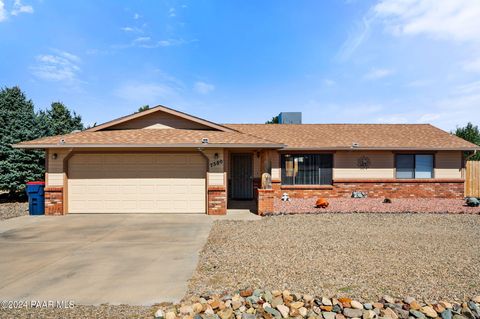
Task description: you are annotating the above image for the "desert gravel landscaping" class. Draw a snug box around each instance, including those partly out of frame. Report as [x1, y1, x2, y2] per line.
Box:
[0, 201, 28, 220]
[0, 304, 157, 319]
[188, 213, 480, 301]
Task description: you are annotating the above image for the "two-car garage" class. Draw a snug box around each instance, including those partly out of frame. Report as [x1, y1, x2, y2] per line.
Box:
[67, 153, 207, 214]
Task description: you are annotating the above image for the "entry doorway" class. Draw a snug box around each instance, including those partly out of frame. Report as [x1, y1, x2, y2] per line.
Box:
[231, 153, 254, 199]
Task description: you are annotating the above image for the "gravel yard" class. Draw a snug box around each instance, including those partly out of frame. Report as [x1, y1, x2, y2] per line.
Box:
[275, 198, 480, 214]
[0, 201, 28, 220]
[0, 304, 157, 319]
[187, 213, 480, 301]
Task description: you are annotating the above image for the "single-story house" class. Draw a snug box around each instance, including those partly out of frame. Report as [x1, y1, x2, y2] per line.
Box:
[14, 105, 479, 215]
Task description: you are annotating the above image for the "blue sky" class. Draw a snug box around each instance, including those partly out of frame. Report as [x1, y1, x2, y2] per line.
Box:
[1, 0, 479, 130]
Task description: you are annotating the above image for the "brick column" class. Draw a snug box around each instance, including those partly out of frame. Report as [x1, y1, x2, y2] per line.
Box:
[44, 187, 64, 215]
[207, 186, 227, 215]
[271, 179, 281, 198]
[257, 189, 274, 215]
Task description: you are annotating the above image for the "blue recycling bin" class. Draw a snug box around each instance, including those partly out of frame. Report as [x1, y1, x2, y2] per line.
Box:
[26, 181, 45, 215]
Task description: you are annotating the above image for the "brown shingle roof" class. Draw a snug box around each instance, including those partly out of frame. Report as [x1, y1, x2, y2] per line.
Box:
[225, 124, 479, 150]
[14, 124, 479, 151]
[14, 129, 283, 148]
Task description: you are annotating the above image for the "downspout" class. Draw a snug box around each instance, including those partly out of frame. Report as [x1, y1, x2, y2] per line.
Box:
[197, 147, 210, 172]
[197, 147, 210, 214]
[465, 150, 477, 161]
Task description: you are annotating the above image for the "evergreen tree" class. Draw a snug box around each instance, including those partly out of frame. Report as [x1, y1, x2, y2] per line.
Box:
[455, 122, 480, 160]
[0, 87, 44, 197]
[38, 101, 84, 136]
[265, 115, 279, 124]
[137, 105, 150, 112]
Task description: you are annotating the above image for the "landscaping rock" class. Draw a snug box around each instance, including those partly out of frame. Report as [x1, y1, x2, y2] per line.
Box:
[323, 312, 337, 319]
[240, 288, 253, 297]
[277, 304, 290, 318]
[149, 291, 480, 319]
[382, 307, 399, 319]
[442, 309, 453, 319]
[351, 301, 364, 309]
[155, 308, 165, 319]
[345, 308, 364, 318]
[410, 310, 426, 318]
[420, 306, 438, 318]
[363, 310, 376, 319]
[323, 298, 333, 306]
[265, 306, 281, 318]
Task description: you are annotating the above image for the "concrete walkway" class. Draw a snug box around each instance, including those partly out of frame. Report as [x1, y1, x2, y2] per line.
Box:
[0, 214, 218, 305]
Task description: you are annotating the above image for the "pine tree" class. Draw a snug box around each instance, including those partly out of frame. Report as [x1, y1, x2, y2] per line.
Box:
[37, 101, 84, 136]
[0, 87, 44, 197]
[455, 122, 480, 160]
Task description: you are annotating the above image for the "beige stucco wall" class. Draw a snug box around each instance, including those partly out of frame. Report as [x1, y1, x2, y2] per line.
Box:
[108, 111, 211, 130]
[334, 151, 395, 179]
[435, 151, 462, 178]
[46, 148, 70, 187]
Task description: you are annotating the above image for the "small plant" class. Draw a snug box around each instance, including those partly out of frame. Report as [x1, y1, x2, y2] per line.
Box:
[383, 198, 392, 204]
[315, 198, 329, 208]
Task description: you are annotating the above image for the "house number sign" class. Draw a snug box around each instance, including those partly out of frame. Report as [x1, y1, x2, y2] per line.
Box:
[210, 159, 224, 168]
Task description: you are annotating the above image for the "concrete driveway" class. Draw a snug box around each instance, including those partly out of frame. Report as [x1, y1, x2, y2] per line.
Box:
[0, 214, 214, 305]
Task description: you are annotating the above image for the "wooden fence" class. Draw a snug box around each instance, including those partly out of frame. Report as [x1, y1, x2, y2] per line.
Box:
[465, 160, 480, 197]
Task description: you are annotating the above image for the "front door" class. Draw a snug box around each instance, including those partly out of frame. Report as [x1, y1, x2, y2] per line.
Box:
[231, 153, 253, 199]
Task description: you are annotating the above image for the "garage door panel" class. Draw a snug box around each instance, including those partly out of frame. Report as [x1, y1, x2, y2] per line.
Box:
[68, 153, 206, 214]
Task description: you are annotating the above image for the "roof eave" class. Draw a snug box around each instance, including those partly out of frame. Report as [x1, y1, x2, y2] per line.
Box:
[280, 146, 480, 151]
[12, 143, 285, 149]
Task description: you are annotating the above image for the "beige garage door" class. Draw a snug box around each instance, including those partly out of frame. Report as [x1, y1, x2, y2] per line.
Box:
[68, 153, 206, 214]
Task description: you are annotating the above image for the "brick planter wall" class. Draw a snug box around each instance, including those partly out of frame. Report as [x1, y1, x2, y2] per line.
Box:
[44, 187, 64, 215]
[257, 189, 274, 216]
[208, 186, 227, 215]
[272, 179, 465, 199]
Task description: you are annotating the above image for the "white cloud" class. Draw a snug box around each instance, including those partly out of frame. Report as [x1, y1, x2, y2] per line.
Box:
[364, 68, 395, 80]
[11, 0, 33, 16]
[416, 113, 441, 123]
[193, 81, 215, 94]
[169, 7, 176, 17]
[129, 37, 191, 48]
[463, 57, 480, 73]
[337, 14, 374, 61]
[0, 1, 6, 22]
[323, 79, 336, 86]
[114, 82, 180, 105]
[31, 50, 81, 82]
[374, 0, 480, 43]
[133, 13, 140, 19]
[376, 115, 408, 123]
[133, 36, 151, 43]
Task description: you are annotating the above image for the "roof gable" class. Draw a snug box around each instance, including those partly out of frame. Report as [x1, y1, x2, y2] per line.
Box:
[87, 105, 236, 132]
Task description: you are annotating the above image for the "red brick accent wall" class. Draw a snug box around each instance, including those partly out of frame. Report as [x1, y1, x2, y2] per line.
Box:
[44, 187, 64, 215]
[272, 179, 464, 199]
[257, 189, 274, 216]
[208, 186, 227, 215]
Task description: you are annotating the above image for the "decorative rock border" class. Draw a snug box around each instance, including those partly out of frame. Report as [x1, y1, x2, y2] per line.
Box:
[154, 290, 480, 319]
[271, 198, 480, 215]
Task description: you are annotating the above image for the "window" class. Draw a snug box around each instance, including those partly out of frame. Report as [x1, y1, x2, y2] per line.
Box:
[396, 154, 434, 179]
[281, 154, 333, 185]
